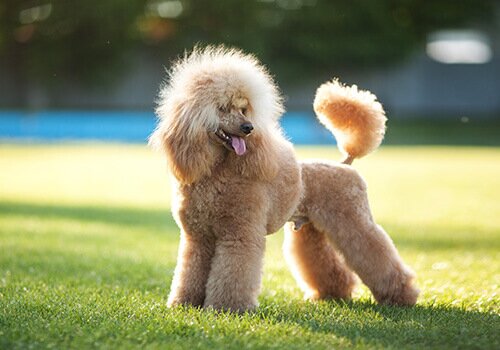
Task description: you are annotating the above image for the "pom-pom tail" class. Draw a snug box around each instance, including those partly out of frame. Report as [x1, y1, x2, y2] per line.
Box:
[313, 79, 387, 163]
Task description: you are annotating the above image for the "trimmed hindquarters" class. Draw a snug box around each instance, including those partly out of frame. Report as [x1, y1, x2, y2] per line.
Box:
[298, 162, 419, 306]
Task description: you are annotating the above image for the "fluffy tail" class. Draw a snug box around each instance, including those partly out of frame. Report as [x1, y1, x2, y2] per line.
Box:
[313, 79, 387, 164]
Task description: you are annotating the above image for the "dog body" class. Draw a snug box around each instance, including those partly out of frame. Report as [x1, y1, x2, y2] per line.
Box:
[151, 47, 419, 312]
[167, 138, 301, 310]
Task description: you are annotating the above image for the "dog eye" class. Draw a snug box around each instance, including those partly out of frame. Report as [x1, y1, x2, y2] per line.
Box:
[218, 106, 228, 113]
[241, 108, 247, 116]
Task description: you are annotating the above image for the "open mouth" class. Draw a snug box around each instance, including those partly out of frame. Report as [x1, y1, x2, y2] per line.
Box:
[214, 128, 247, 156]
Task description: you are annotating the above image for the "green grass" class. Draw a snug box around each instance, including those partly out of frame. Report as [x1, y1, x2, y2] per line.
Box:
[0, 144, 499, 349]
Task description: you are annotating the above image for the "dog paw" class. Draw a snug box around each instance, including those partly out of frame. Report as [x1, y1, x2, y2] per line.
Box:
[304, 289, 353, 302]
[203, 301, 258, 314]
[374, 280, 420, 306]
[167, 294, 204, 308]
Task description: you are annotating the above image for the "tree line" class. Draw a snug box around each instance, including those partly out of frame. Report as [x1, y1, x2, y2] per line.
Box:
[0, 0, 495, 87]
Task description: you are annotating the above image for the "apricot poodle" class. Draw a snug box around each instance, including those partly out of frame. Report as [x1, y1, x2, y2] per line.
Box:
[150, 46, 419, 312]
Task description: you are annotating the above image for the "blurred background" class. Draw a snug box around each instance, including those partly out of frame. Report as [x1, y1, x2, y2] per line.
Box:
[1, 0, 499, 144]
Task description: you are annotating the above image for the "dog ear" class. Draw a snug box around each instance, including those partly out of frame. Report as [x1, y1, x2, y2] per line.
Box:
[150, 101, 217, 184]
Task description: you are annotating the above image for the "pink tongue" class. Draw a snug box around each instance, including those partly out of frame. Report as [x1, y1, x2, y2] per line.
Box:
[231, 136, 246, 156]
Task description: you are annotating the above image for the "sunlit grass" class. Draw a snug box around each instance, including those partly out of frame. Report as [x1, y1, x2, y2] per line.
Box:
[0, 144, 499, 349]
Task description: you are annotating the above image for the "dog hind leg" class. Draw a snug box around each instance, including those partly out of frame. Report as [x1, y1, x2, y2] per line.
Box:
[323, 217, 420, 306]
[283, 222, 356, 300]
[313, 181, 419, 306]
[301, 164, 419, 306]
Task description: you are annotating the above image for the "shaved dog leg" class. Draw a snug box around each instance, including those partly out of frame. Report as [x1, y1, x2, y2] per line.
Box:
[167, 231, 215, 307]
[323, 218, 419, 306]
[283, 222, 356, 300]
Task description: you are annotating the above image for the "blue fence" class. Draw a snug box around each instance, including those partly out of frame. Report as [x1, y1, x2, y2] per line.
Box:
[0, 111, 336, 145]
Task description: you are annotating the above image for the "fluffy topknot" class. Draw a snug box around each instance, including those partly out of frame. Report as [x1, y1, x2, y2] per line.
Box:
[313, 79, 387, 163]
[156, 45, 284, 127]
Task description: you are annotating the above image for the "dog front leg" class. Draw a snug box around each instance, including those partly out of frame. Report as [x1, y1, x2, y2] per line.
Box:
[167, 230, 215, 307]
[203, 232, 265, 312]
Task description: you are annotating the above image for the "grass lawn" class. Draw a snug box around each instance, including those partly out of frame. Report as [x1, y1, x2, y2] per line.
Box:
[0, 144, 499, 349]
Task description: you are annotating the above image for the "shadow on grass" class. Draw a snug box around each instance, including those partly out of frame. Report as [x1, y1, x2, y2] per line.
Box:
[256, 298, 500, 348]
[0, 200, 177, 231]
[3, 293, 498, 349]
[0, 244, 175, 290]
[0, 201, 180, 291]
[1, 207, 498, 349]
[2, 200, 498, 252]
[1, 200, 499, 347]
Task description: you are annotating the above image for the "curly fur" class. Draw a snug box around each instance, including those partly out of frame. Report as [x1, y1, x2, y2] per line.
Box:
[151, 46, 419, 312]
[314, 80, 387, 163]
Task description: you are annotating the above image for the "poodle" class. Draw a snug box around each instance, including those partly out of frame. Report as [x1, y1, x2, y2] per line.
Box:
[150, 46, 419, 312]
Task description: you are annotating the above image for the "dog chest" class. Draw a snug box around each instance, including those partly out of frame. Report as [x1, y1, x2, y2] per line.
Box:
[264, 156, 303, 234]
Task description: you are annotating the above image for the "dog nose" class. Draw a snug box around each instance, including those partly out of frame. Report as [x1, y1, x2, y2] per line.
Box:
[240, 122, 254, 135]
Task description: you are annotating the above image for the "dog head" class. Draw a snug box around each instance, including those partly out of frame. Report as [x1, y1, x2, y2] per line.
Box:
[150, 46, 284, 184]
